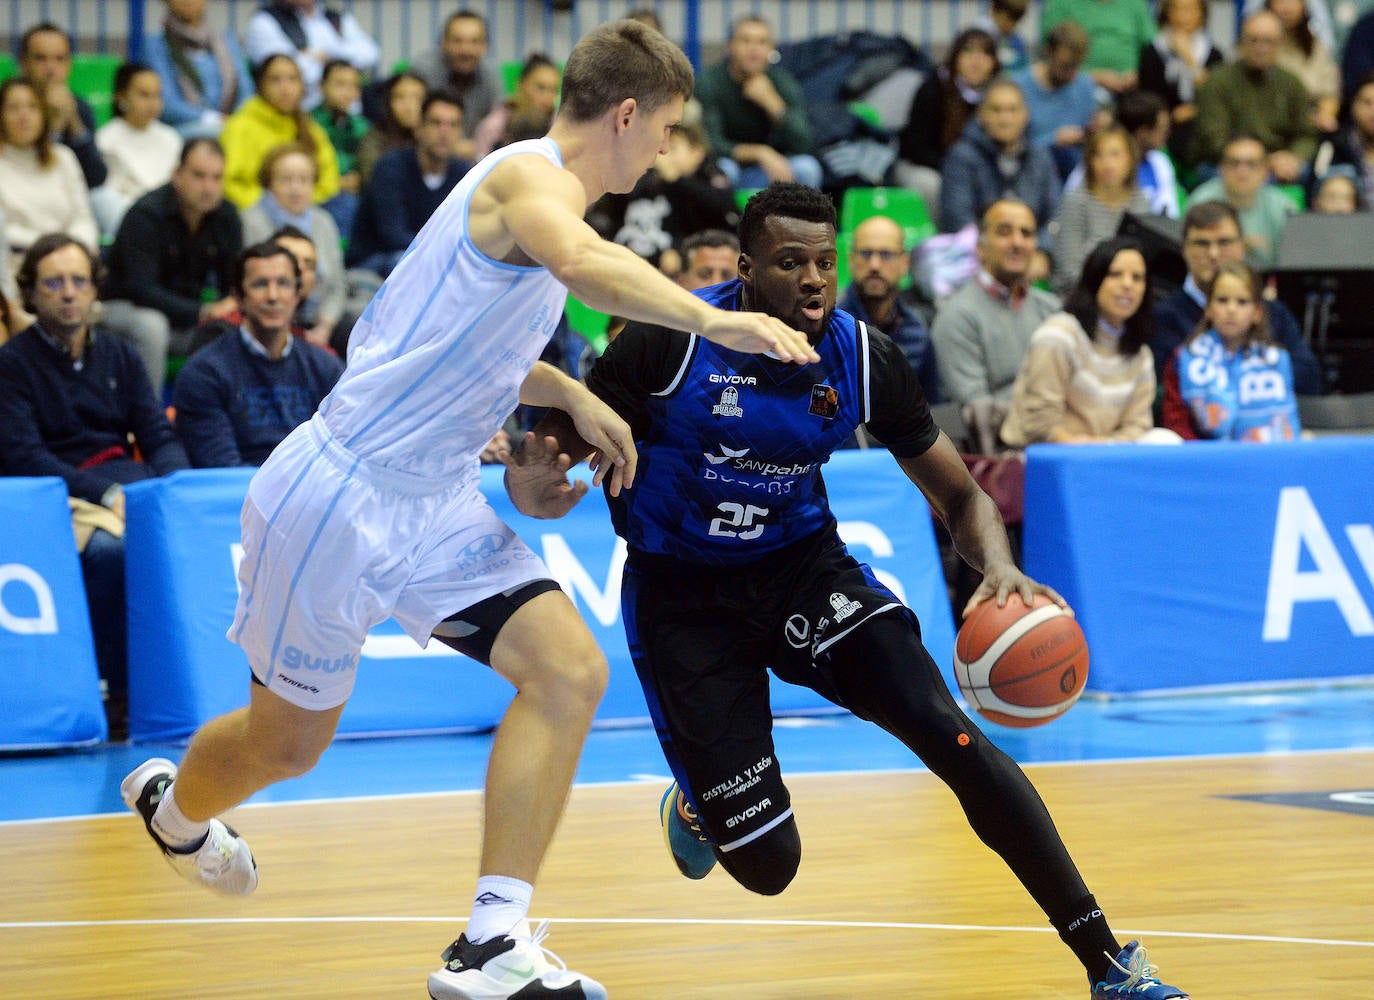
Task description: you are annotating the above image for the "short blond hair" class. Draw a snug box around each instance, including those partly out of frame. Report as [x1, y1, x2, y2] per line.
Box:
[558, 19, 693, 123]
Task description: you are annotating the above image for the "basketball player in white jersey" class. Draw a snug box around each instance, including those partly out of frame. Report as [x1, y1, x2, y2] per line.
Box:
[119, 20, 818, 1000]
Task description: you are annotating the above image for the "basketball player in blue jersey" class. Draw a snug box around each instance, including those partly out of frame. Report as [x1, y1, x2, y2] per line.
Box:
[506, 184, 1191, 999]
[119, 21, 819, 1000]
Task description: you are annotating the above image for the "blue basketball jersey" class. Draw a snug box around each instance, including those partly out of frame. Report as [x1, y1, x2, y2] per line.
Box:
[586, 281, 938, 567]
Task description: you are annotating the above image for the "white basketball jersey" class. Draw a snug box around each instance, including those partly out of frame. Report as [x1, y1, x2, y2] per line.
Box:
[318, 138, 569, 484]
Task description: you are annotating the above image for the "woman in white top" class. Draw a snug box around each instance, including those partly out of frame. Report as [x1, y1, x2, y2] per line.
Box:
[93, 62, 184, 240]
[0, 78, 98, 266]
[1002, 236, 1175, 445]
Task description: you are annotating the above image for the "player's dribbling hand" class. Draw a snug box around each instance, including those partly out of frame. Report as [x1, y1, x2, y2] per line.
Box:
[566, 393, 638, 496]
[701, 311, 819, 364]
[963, 562, 1072, 621]
[502, 432, 589, 520]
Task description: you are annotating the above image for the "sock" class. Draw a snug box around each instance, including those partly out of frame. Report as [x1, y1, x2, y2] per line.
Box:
[1053, 894, 1120, 985]
[150, 783, 211, 852]
[465, 875, 533, 945]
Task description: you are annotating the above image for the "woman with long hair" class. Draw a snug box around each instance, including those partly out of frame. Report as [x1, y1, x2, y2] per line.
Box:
[1050, 126, 1152, 294]
[0, 78, 98, 266]
[92, 61, 183, 238]
[472, 54, 561, 161]
[1137, 0, 1224, 163]
[1267, 0, 1341, 132]
[220, 54, 339, 210]
[355, 71, 428, 184]
[1001, 236, 1173, 444]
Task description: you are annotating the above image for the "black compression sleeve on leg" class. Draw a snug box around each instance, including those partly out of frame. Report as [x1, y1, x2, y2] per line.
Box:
[714, 815, 801, 896]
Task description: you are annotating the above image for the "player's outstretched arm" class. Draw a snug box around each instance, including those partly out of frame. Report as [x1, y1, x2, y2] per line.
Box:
[487, 156, 818, 364]
[519, 361, 636, 494]
[895, 432, 1068, 618]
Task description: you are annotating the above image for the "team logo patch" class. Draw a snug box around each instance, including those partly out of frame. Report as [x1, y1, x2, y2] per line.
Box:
[712, 386, 744, 418]
[809, 384, 839, 419]
[829, 592, 862, 621]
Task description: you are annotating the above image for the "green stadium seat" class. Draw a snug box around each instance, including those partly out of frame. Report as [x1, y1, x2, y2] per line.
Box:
[1276, 183, 1306, 212]
[734, 187, 762, 213]
[0, 54, 16, 83]
[501, 60, 522, 95]
[840, 186, 936, 248]
[68, 52, 123, 126]
[564, 295, 611, 355]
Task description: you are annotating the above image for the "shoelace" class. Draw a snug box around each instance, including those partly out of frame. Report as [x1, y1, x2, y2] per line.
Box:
[1102, 945, 1163, 992]
[519, 919, 567, 973]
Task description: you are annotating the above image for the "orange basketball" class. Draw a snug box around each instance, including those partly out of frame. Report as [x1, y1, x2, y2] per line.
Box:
[953, 593, 1088, 728]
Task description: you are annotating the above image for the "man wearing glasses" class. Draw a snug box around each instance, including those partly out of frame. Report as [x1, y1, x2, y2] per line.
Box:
[0, 233, 189, 737]
[1186, 133, 1297, 265]
[1192, 10, 1315, 181]
[839, 215, 939, 401]
[1150, 199, 1322, 392]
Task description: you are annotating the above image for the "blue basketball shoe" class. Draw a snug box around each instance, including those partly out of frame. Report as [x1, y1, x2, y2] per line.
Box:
[659, 782, 716, 879]
[1092, 941, 1191, 998]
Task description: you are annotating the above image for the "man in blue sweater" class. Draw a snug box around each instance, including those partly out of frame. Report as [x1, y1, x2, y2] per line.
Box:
[346, 89, 471, 277]
[1150, 199, 1322, 394]
[0, 234, 188, 733]
[173, 241, 343, 468]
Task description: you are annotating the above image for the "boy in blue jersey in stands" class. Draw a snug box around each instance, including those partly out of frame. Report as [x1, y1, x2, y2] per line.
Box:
[506, 183, 1192, 1000]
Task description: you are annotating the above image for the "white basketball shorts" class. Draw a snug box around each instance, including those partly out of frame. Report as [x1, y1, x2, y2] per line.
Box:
[228, 415, 552, 711]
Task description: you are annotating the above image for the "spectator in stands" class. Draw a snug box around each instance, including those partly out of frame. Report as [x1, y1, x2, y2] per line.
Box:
[1041, 0, 1156, 95]
[311, 59, 370, 199]
[409, 9, 500, 161]
[92, 62, 183, 241]
[1187, 132, 1298, 264]
[1151, 199, 1323, 392]
[271, 223, 365, 356]
[841, 215, 939, 401]
[1001, 236, 1170, 445]
[1193, 11, 1315, 181]
[1268, 0, 1342, 132]
[1051, 125, 1152, 294]
[0, 289, 12, 344]
[1015, 21, 1105, 179]
[675, 229, 739, 289]
[0, 78, 99, 265]
[978, 0, 1032, 75]
[173, 240, 342, 468]
[355, 70, 427, 184]
[0, 234, 190, 734]
[243, 0, 379, 110]
[1138, 0, 1225, 168]
[146, 0, 254, 139]
[1066, 90, 1181, 217]
[347, 90, 470, 278]
[895, 28, 1000, 212]
[1161, 260, 1301, 440]
[221, 54, 341, 218]
[597, 121, 739, 271]
[1311, 169, 1362, 210]
[102, 137, 243, 398]
[1342, 8, 1374, 103]
[17, 23, 107, 189]
[697, 15, 822, 189]
[0, 208, 16, 324]
[1307, 71, 1374, 207]
[931, 199, 1060, 451]
[938, 77, 1060, 244]
[472, 54, 561, 162]
[239, 143, 346, 352]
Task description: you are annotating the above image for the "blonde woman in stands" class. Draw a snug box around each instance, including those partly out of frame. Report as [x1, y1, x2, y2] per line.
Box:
[239, 142, 346, 351]
[1050, 125, 1152, 295]
[0, 78, 98, 270]
[1002, 236, 1180, 445]
[92, 62, 184, 240]
[220, 54, 339, 211]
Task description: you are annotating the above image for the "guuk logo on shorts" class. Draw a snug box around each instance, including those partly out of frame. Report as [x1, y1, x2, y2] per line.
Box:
[282, 645, 358, 673]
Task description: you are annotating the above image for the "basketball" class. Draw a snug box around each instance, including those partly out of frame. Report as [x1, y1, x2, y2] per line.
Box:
[953, 594, 1088, 728]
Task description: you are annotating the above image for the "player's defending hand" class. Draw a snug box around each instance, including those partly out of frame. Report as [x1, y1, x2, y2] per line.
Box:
[502, 433, 590, 520]
[700, 310, 820, 364]
[964, 562, 1071, 621]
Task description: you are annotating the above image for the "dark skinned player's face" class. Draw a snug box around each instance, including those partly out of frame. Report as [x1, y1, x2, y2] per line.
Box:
[738, 216, 838, 342]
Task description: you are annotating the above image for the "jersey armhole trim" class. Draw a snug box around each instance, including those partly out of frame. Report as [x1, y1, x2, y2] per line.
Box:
[652, 333, 700, 398]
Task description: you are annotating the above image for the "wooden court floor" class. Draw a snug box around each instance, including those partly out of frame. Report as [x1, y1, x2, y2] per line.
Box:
[2, 750, 1371, 998]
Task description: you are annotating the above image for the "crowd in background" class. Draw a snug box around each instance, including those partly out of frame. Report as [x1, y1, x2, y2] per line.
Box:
[1, 0, 1371, 734]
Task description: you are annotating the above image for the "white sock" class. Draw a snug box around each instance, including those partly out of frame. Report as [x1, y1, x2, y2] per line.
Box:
[150, 783, 211, 851]
[465, 875, 533, 944]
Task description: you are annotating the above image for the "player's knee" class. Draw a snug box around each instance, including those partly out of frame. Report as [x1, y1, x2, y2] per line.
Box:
[718, 819, 801, 896]
[252, 728, 331, 779]
[527, 644, 609, 718]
